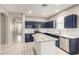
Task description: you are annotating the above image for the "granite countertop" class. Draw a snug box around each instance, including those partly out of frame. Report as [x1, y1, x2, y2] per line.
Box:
[60, 35, 79, 39]
[43, 33, 79, 39]
[33, 30, 79, 39]
[32, 33, 58, 42]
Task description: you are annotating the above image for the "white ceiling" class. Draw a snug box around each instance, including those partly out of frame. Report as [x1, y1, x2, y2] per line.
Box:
[2, 4, 74, 18]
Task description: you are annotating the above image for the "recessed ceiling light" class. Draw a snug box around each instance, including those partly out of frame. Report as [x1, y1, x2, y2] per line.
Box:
[56, 4, 60, 6]
[28, 11, 32, 14]
[43, 13, 46, 16]
[56, 9, 59, 12]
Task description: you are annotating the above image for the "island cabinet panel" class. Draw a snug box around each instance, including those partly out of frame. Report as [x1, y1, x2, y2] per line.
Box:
[34, 41, 55, 55]
[33, 33, 57, 55]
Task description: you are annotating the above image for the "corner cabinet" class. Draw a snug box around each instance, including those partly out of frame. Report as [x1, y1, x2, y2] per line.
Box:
[64, 14, 77, 28]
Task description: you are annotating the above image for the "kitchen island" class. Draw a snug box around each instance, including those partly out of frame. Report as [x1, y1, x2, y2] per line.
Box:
[32, 33, 58, 55]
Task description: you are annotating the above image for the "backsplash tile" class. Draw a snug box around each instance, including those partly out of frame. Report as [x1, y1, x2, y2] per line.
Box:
[59, 28, 79, 36]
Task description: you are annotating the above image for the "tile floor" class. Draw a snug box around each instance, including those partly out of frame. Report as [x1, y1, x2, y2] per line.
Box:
[0, 42, 69, 55]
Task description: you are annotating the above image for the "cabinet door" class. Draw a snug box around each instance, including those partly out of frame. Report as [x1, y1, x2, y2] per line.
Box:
[60, 37, 69, 52]
[69, 39, 78, 54]
[25, 34, 33, 42]
[64, 14, 77, 28]
[64, 15, 73, 28]
[55, 40, 59, 47]
[44, 22, 47, 28]
[60, 37, 64, 49]
[25, 21, 34, 28]
[62, 39, 65, 50]
[49, 21, 53, 28]
[64, 39, 69, 52]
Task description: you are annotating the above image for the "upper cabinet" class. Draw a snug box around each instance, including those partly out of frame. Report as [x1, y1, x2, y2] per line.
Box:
[47, 21, 54, 28]
[25, 21, 54, 28]
[64, 14, 77, 28]
[43, 21, 54, 28]
[25, 21, 45, 28]
[25, 14, 77, 29]
[25, 21, 34, 28]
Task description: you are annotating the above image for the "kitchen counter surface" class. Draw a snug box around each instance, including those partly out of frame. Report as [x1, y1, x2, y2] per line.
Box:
[43, 33, 79, 39]
[33, 30, 79, 39]
[60, 35, 79, 39]
[32, 33, 58, 42]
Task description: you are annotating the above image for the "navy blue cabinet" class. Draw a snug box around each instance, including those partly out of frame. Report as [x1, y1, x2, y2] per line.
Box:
[33, 22, 39, 28]
[25, 21, 34, 28]
[64, 14, 77, 28]
[34, 22, 44, 28]
[49, 21, 54, 28]
[43, 21, 54, 28]
[25, 34, 34, 42]
[69, 39, 78, 55]
[56, 40, 60, 47]
[43, 22, 48, 28]
[25, 21, 44, 28]
[25, 21, 54, 28]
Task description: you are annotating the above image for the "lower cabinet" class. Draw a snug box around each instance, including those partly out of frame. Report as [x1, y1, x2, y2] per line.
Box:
[69, 39, 78, 54]
[25, 34, 34, 42]
[60, 37, 79, 55]
[55, 40, 60, 47]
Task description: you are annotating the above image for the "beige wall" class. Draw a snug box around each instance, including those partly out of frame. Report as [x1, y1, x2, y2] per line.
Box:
[0, 5, 12, 45]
